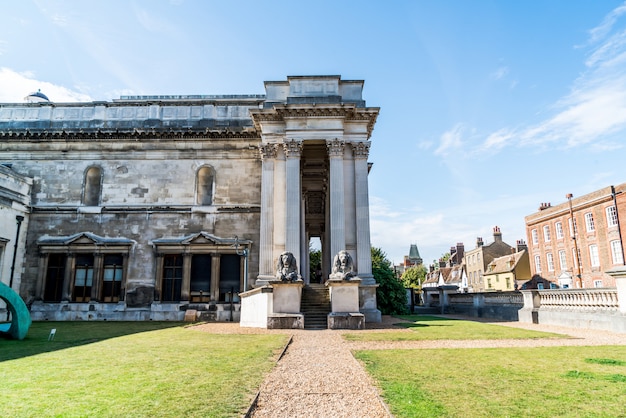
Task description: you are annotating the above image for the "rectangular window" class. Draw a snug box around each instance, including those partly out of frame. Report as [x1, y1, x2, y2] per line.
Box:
[555, 222, 564, 239]
[219, 254, 241, 302]
[73, 254, 94, 302]
[610, 240, 624, 264]
[584, 212, 595, 232]
[44, 254, 66, 302]
[558, 250, 567, 270]
[547, 253, 555, 271]
[531, 229, 538, 245]
[589, 245, 600, 267]
[162, 254, 183, 302]
[190, 254, 212, 302]
[534, 255, 541, 273]
[606, 205, 618, 227]
[543, 225, 551, 242]
[594, 280, 603, 288]
[103, 254, 124, 303]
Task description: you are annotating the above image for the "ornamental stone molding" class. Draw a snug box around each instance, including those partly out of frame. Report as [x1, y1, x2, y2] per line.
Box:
[327, 139, 345, 157]
[283, 139, 303, 157]
[259, 143, 278, 160]
[351, 141, 371, 159]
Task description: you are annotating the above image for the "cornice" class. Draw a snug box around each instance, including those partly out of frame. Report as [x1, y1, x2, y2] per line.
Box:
[0, 128, 260, 141]
[250, 105, 380, 138]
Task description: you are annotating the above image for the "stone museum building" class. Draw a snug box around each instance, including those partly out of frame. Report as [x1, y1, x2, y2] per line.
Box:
[0, 75, 381, 325]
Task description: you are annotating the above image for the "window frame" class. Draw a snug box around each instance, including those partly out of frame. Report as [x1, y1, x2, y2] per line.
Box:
[606, 205, 618, 227]
[558, 250, 567, 270]
[584, 212, 595, 232]
[534, 255, 541, 273]
[589, 244, 600, 267]
[610, 240, 624, 265]
[555, 222, 564, 240]
[546, 252, 555, 272]
[531, 229, 538, 245]
[543, 225, 551, 242]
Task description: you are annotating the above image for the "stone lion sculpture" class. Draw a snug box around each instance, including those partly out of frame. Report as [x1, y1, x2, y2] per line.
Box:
[276, 251, 300, 282]
[329, 250, 356, 281]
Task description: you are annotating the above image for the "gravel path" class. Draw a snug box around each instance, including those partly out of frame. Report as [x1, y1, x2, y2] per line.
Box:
[191, 316, 625, 417]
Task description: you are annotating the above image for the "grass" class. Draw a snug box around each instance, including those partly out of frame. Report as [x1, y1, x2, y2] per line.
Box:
[343, 315, 567, 341]
[0, 322, 288, 417]
[355, 345, 626, 418]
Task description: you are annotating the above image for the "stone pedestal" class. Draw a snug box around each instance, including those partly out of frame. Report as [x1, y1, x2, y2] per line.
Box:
[328, 278, 361, 312]
[607, 266, 626, 314]
[327, 279, 364, 329]
[359, 284, 381, 323]
[327, 312, 364, 330]
[267, 280, 304, 329]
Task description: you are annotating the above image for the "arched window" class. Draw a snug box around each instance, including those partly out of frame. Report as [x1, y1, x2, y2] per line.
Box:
[196, 166, 214, 205]
[83, 166, 102, 206]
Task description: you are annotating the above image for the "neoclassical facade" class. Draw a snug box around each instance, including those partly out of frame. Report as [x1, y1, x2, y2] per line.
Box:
[0, 75, 380, 322]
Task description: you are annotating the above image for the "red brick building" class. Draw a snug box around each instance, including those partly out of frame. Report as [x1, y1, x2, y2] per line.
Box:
[524, 183, 626, 288]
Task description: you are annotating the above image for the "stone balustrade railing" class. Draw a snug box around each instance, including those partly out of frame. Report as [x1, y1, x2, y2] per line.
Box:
[418, 268, 626, 332]
[532, 288, 618, 311]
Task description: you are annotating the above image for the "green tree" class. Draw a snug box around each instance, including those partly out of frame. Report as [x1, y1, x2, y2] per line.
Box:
[401, 265, 427, 289]
[371, 247, 409, 315]
[309, 248, 322, 283]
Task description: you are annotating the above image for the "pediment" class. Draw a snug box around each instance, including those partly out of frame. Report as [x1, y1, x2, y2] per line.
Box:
[182, 232, 222, 245]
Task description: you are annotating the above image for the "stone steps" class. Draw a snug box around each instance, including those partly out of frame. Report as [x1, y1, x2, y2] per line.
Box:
[301, 284, 330, 329]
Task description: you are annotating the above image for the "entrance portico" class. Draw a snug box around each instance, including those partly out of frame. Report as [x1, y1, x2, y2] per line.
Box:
[249, 76, 381, 323]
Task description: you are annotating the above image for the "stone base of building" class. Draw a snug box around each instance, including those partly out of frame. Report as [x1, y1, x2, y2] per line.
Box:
[327, 312, 364, 329]
[360, 308, 382, 323]
[29, 301, 241, 322]
[267, 313, 304, 329]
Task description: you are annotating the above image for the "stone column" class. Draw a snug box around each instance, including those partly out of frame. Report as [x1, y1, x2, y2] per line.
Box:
[62, 254, 75, 302]
[327, 139, 346, 258]
[353, 141, 374, 284]
[343, 146, 357, 256]
[181, 253, 192, 301]
[91, 254, 104, 302]
[154, 253, 163, 301]
[35, 253, 48, 300]
[258, 144, 277, 282]
[284, 140, 302, 271]
[210, 254, 221, 301]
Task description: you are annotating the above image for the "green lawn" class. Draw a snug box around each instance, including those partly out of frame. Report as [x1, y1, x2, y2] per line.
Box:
[0, 322, 288, 417]
[355, 345, 626, 418]
[344, 315, 567, 341]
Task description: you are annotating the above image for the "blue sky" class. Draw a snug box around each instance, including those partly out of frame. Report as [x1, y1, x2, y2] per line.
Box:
[2, 0, 626, 266]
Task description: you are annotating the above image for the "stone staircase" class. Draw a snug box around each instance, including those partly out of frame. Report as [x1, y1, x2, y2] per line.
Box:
[301, 284, 331, 329]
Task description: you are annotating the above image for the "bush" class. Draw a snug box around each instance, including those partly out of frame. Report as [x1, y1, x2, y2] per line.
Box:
[372, 247, 409, 315]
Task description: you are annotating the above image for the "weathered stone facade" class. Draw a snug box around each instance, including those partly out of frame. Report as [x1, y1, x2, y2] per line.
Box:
[0, 75, 380, 322]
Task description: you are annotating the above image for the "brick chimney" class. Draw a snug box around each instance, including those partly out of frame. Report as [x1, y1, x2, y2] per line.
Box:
[516, 239, 527, 252]
[493, 226, 502, 243]
[476, 237, 484, 247]
[455, 242, 464, 264]
[539, 202, 552, 211]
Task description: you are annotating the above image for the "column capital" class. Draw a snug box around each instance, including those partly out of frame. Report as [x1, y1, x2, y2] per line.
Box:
[351, 141, 371, 159]
[283, 139, 302, 158]
[327, 138, 345, 158]
[259, 143, 278, 160]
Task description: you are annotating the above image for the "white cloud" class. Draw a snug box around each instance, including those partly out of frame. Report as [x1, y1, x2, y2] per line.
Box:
[490, 66, 509, 80]
[0, 67, 92, 103]
[469, 3, 626, 154]
[434, 124, 464, 157]
[587, 3, 626, 45]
